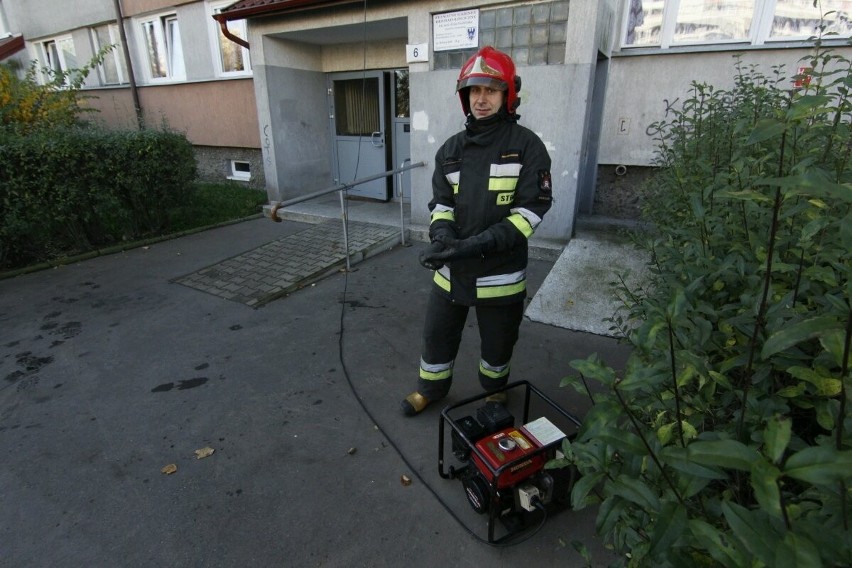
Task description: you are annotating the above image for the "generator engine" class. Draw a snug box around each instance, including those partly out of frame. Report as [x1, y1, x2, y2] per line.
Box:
[451, 402, 575, 520]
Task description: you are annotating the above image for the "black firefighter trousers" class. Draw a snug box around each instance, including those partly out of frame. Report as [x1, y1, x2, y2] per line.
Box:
[417, 292, 524, 401]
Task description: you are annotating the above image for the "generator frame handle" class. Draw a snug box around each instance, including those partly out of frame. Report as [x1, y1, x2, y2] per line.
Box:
[437, 380, 582, 544]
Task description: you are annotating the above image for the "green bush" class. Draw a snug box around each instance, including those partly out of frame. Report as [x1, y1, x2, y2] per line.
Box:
[555, 45, 851, 566]
[0, 48, 110, 133]
[0, 126, 197, 269]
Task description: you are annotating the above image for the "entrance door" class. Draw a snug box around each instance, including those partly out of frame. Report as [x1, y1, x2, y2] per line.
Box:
[391, 69, 411, 200]
[329, 71, 388, 200]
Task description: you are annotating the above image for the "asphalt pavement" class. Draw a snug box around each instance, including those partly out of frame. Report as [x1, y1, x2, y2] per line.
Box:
[1, 215, 632, 567]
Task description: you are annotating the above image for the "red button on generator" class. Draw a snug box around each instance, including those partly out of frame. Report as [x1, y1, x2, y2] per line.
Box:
[471, 427, 545, 489]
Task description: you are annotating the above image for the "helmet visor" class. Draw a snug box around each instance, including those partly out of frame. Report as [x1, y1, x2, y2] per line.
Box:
[456, 76, 508, 92]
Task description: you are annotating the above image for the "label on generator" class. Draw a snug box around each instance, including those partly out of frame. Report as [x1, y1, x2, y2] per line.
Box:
[523, 417, 566, 447]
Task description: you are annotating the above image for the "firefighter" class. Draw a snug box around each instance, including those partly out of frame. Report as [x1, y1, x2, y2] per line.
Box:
[401, 46, 553, 416]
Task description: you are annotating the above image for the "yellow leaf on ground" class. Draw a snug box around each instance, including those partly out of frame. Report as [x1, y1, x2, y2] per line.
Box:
[194, 447, 215, 459]
[161, 464, 177, 475]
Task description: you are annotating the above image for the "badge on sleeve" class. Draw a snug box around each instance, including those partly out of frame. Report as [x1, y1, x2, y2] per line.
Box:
[537, 170, 553, 202]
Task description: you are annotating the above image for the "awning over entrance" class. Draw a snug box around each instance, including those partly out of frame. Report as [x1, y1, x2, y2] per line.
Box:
[217, 0, 363, 21]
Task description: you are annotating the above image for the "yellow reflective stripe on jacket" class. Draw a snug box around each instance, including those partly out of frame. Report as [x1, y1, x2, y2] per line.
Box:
[430, 205, 456, 223]
[475, 269, 526, 299]
[488, 178, 518, 191]
[488, 163, 520, 192]
[507, 212, 534, 238]
[433, 268, 451, 292]
[476, 281, 526, 299]
[511, 206, 542, 230]
[445, 171, 460, 195]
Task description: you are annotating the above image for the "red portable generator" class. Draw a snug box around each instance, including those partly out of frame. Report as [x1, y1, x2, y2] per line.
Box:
[439, 381, 581, 544]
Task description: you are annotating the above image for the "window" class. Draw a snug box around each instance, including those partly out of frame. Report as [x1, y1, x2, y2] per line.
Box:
[334, 78, 380, 136]
[208, 0, 251, 76]
[623, 0, 852, 49]
[38, 35, 76, 84]
[139, 13, 184, 80]
[229, 160, 251, 181]
[770, 0, 852, 39]
[91, 23, 127, 85]
[433, 1, 569, 70]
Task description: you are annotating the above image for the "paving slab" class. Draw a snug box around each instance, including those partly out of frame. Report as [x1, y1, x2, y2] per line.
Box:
[526, 229, 650, 337]
[173, 220, 401, 307]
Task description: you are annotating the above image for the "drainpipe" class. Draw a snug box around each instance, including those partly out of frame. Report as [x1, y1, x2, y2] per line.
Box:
[214, 14, 250, 50]
[112, 0, 144, 130]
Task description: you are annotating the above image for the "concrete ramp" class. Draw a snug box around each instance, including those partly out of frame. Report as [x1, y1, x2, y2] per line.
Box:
[525, 230, 649, 337]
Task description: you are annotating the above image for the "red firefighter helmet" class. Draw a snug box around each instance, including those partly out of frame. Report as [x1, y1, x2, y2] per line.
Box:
[456, 46, 521, 116]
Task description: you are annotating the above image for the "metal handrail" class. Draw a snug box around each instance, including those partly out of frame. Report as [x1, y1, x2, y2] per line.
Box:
[397, 158, 412, 246]
[268, 160, 426, 270]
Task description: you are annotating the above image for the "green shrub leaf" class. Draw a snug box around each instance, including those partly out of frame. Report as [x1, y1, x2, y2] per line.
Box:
[688, 519, 747, 567]
[746, 118, 786, 145]
[649, 501, 687, 557]
[570, 471, 605, 510]
[687, 439, 760, 471]
[750, 458, 782, 516]
[763, 415, 791, 464]
[661, 446, 727, 479]
[775, 532, 821, 568]
[761, 316, 840, 359]
[783, 446, 852, 486]
[786, 366, 842, 396]
[609, 474, 661, 512]
[722, 501, 778, 565]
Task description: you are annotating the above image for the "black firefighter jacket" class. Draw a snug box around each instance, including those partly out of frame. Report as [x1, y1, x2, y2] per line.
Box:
[428, 111, 553, 306]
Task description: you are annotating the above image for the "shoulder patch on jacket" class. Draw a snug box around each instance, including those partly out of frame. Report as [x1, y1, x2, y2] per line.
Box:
[538, 170, 553, 201]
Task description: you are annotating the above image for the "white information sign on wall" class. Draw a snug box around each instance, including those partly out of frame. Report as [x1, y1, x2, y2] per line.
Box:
[433, 9, 479, 52]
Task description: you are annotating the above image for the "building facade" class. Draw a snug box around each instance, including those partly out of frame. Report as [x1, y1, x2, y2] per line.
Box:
[216, 0, 852, 241]
[3, 0, 850, 240]
[1, 0, 264, 187]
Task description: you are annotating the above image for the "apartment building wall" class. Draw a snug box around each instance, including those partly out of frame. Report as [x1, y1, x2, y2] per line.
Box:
[5, 0, 263, 187]
[4, 0, 114, 39]
[599, 47, 845, 167]
[592, 0, 852, 217]
[243, 0, 601, 241]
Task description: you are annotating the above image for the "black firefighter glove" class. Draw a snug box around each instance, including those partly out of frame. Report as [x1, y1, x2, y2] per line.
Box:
[419, 240, 447, 270]
[419, 223, 458, 270]
[431, 231, 496, 262]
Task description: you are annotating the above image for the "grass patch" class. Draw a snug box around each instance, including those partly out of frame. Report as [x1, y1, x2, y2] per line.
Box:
[169, 182, 268, 232]
[0, 181, 269, 276]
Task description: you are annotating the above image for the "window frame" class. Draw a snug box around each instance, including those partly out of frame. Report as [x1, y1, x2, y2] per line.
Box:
[137, 11, 185, 83]
[90, 23, 127, 86]
[229, 160, 252, 181]
[36, 34, 76, 86]
[207, 0, 252, 77]
[620, 0, 852, 51]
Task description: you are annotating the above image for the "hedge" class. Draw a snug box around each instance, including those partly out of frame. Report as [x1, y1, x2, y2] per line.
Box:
[0, 127, 197, 270]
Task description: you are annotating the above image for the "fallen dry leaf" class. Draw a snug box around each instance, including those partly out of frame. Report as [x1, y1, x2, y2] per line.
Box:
[347, 447, 357, 455]
[401, 474, 412, 486]
[161, 463, 177, 475]
[194, 447, 215, 459]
